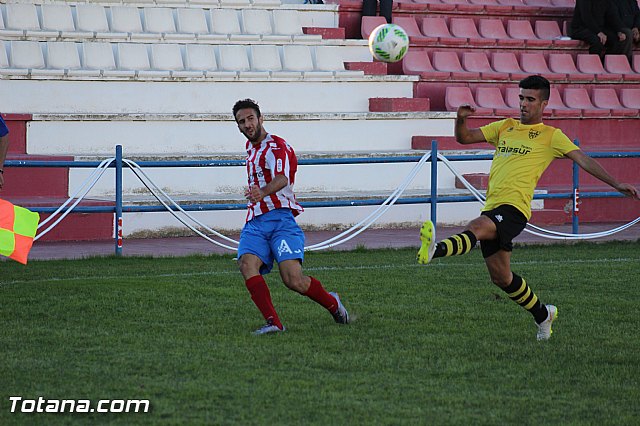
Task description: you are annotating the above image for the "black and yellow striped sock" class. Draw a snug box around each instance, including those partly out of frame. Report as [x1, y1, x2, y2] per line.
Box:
[433, 230, 477, 258]
[502, 274, 548, 324]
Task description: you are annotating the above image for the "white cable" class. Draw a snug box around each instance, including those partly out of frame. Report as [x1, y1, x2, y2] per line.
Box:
[305, 153, 430, 249]
[37, 158, 115, 229]
[123, 159, 238, 250]
[306, 152, 432, 250]
[123, 153, 431, 252]
[436, 154, 487, 202]
[436, 153, 639, 240]
[35, 159, 114, 241]
[120, 151, 636, 249]
[524, 217, 640, 240]
[123, 159, 239, 245]
[30, 151, 635, 249]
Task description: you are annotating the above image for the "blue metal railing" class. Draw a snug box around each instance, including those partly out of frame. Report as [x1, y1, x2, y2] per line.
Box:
[7, 143, 639, 255]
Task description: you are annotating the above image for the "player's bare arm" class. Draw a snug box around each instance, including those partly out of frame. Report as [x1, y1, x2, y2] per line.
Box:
[565, 150, 640, 200]
[454, 105, 487, 145]
[245, 174, 288, 203]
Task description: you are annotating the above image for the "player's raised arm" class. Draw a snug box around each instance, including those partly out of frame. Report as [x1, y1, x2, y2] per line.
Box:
[564, 150, 640, 200]
[454, 105, 487, 145]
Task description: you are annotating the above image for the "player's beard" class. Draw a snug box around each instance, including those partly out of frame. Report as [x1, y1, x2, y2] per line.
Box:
[243, 126, 263, 143]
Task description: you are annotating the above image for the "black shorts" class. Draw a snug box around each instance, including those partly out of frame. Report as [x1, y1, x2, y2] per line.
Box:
[480, 204, 528, 258]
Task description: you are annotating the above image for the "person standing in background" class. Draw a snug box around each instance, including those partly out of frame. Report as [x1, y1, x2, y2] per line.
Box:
[363, 0, 392, 24]
[0, 115, 10, 190]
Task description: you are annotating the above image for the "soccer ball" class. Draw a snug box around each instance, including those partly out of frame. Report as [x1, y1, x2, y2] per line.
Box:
[368, 24, 409, 63]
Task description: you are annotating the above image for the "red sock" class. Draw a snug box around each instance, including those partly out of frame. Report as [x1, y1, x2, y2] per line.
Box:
[245, 275, 282, 329]
[304, 276, 338, 314]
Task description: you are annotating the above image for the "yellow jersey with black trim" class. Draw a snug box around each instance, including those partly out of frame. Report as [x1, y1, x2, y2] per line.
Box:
[480, 118, 579, 220]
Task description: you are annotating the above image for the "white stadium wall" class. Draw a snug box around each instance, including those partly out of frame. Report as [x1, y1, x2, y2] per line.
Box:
[0, 1, 497, 237]
[27, 113, 451, 155]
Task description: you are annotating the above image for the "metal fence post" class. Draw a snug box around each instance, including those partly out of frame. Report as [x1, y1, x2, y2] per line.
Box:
[115, 145, 123, 256]
[572, 139, 580, 235]
[430, 140, 438, 224]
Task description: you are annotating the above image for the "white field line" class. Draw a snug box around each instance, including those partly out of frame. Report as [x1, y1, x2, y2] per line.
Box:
[1, 257, 638, 287]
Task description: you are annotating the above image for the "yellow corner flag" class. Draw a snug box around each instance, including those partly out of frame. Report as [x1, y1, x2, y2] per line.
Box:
[0, 199, 40, 264]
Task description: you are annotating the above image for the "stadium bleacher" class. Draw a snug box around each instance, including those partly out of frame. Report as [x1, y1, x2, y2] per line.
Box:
[0, 0, 638, 240]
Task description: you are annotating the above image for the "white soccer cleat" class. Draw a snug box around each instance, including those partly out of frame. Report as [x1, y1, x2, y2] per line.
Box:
[253, 319, 285, 336]
[417, 220, 436, 264]
[329, 292, 350, 324]
[536, 305, 557, 341]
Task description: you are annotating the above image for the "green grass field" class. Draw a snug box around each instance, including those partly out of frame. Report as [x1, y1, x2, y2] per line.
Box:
[1, 242, 639, 425]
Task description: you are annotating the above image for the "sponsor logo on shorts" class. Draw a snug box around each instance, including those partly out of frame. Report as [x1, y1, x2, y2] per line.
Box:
[495, 214, 504, 222]
[278, 239, 293, 256]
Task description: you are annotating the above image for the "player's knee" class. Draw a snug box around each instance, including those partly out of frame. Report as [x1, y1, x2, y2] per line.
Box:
[280, 269, 308, 293]
[466, 217, 493, 240]
[237, 256, 258, 278]
[282, 275, 305, 293]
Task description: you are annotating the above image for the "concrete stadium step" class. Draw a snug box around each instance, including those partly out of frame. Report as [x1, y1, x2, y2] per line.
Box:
[3, 154, 73, 197]
[543, 186, 640, 223]
[304, 27, 346, 39]
[26, 112, 450, 156]
[530, 209, 571, 225]
[455, 173, 489, 190]
[107, 187, 484, 239]
[2, 113, 31, 154]
[369, 97, 431, 112]
[18, 186, 619, 242]
[346, 61, 388, 75]
[1, 76, 417, 116]
[540, 158, 640, 187]
[68, 150, 492, 198]
[6, 197, 113, 242]
[116, 188, 441, 204]
[453, 173, 639, 223]
[412, 136, 458, 150]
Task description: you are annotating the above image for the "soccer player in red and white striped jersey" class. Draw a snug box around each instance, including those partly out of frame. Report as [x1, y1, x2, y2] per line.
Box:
[233, 99, 350, 335]
[244, 133, 302, 222]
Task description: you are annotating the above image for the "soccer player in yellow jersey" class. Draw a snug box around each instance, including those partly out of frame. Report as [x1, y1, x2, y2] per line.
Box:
[417, 75, 640, 341]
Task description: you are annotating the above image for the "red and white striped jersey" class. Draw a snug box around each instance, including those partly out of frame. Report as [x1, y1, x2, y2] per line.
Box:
[245, 134, 303, 222]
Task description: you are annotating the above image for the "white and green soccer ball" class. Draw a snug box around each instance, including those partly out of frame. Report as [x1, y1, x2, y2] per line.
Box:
[368, 24, 409, 63]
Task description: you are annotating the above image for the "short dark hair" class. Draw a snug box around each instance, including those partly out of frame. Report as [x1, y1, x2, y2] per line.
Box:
[518, 75, 550, 101]
[232, 99, 261, 121]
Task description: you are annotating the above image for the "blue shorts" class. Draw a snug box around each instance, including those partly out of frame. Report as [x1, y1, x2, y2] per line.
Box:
[237, 209, 305, 275]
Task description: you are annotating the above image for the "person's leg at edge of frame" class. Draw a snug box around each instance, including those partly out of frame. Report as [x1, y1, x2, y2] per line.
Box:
[239, 253, 284, 332]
